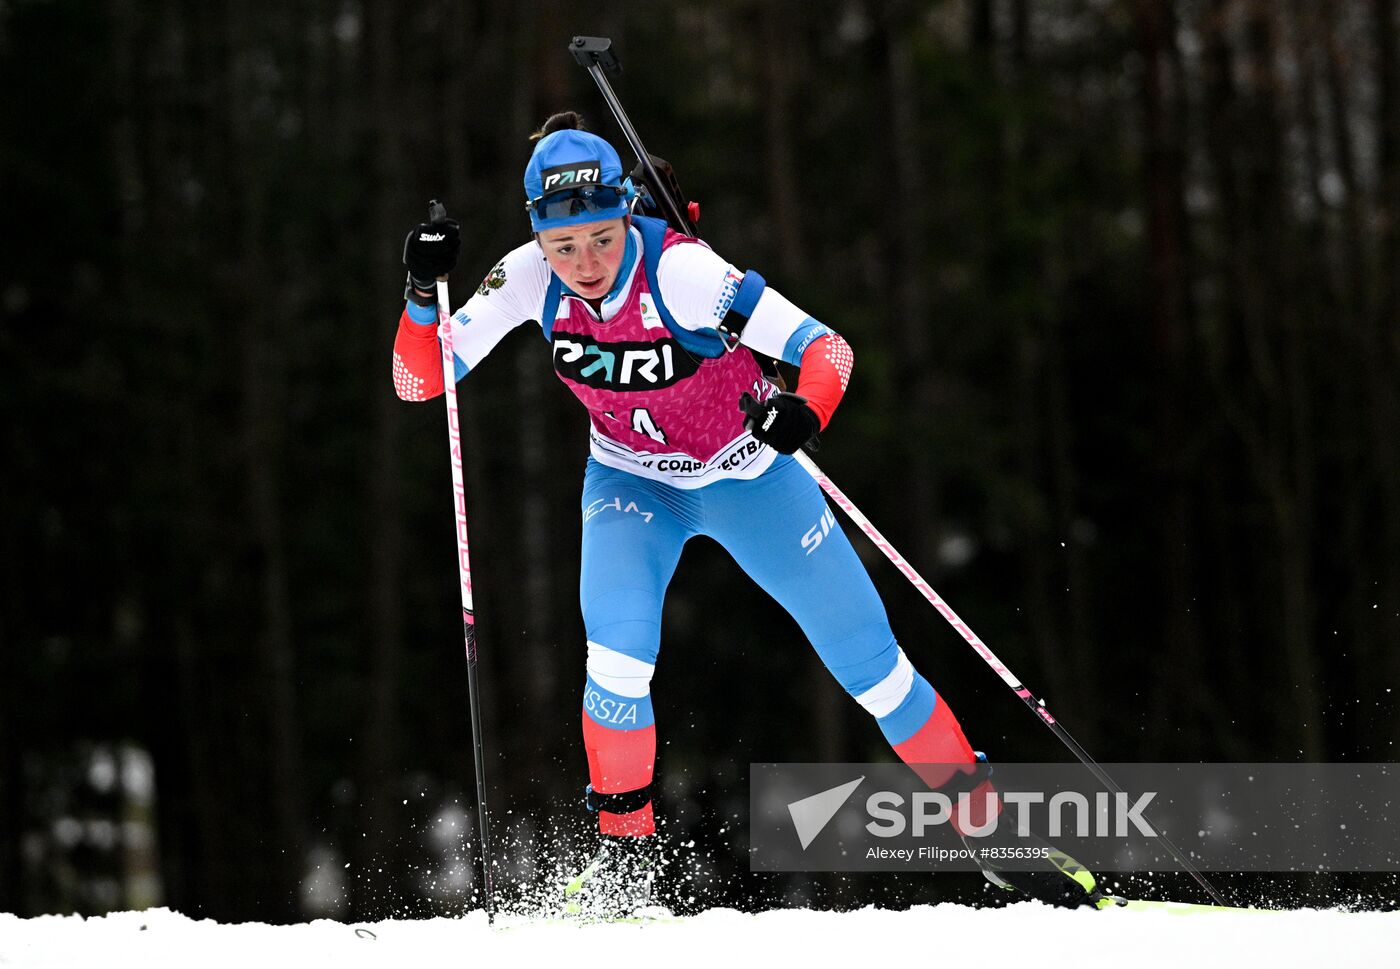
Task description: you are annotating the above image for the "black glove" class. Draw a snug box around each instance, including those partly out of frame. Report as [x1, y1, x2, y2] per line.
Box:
[402, 217, 461, 304]
[739, 391, 821, 455]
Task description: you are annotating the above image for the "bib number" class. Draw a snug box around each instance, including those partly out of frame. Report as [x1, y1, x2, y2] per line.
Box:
[630, 407, 669, 444]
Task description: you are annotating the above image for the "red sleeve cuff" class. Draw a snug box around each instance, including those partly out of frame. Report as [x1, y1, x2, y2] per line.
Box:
[392, 308, 445, 401]
[794, 333, 853, 429]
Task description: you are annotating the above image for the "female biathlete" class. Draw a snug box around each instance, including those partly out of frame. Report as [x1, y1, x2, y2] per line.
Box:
[391, 113, 1100, 915]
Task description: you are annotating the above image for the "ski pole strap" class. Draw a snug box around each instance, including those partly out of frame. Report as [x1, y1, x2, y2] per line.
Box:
[585, 783, 653, 815]
[717, 270, 767, 351]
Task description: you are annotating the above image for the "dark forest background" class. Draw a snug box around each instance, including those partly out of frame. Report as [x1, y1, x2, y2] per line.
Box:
[3, 0, 1400, 922]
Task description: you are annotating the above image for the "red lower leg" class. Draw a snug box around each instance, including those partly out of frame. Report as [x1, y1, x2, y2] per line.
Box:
[582, 711, 656, 837]
[891, 693, 999, 835]
[892, 692, 977, 774]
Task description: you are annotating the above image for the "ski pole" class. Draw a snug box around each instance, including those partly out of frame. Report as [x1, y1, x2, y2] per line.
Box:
[791, 449, 1232, 908]
[428, 199, 495, 919]
[570, 35, 697, 236]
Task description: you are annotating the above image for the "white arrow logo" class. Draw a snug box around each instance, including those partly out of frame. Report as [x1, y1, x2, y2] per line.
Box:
[787, 776, 864, 850]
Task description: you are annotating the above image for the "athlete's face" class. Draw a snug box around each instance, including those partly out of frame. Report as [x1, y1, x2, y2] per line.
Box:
[537, 217, 628, 300]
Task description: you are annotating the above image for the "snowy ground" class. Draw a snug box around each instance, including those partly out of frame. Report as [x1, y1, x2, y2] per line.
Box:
[1, 904, 1395, 969]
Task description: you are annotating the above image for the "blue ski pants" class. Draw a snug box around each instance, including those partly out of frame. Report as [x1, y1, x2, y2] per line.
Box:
[579, 454, 939, 744]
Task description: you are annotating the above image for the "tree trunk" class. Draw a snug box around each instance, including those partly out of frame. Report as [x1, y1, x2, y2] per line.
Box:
[1371, 0, 1400, 717]
[1199, 0, 1323, 758]
[1135, 0, 1203, 751]
[762, 3, 804, 282]
[885, 3, 941, 574]
[353, 0, 410, 919]
[0, 579, 21, 913]
[1317, 2, 1368, 318]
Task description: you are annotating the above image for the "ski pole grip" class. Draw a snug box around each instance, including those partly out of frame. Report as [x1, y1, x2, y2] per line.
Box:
[427, 200, 450, 282]
[570, 35, 621, 75]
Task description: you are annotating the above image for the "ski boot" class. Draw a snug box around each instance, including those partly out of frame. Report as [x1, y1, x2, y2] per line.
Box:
[962, 826, 1108, 909]
[942, 754, 1108, 909]
[560, 834, 662, 921]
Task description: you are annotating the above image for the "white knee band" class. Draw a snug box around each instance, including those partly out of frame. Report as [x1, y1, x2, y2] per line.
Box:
[586, 641, 656, 698]
[853, 649, 915, 718]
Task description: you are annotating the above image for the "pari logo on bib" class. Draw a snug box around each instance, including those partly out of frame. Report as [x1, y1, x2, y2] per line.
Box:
[553, 335, 699, 390]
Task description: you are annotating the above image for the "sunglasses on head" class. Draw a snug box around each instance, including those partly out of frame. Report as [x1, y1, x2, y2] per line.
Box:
[526, 183, 630, 221]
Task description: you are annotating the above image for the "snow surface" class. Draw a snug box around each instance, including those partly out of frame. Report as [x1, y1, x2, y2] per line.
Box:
[1, 904, 1395, 969]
